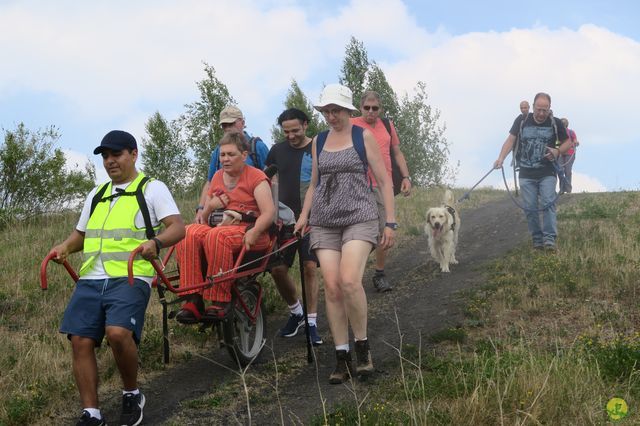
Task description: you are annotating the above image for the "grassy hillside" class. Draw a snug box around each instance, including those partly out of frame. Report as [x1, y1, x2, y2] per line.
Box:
[1, 188, 638, 424]
[310, 191, 640, 425]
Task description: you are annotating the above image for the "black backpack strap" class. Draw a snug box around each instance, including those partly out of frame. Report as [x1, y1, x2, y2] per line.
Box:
[89, 183, 110, 217]
[134, 176, 156, 240]
[381, 118, 392, 139]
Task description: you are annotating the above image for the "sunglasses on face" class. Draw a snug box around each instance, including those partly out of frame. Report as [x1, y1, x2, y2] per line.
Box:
[362, 105, 380, 112]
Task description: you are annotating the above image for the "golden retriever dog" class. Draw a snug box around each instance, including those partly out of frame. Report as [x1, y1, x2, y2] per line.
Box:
[424, 189, 459, 272]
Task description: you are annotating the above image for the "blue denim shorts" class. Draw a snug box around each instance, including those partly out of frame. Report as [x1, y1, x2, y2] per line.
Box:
[60, 277, 151, 345]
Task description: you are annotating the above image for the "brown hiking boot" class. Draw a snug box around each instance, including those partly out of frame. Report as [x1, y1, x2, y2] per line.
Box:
[354, 339, 374, 378]
[329, 350, 353, 384]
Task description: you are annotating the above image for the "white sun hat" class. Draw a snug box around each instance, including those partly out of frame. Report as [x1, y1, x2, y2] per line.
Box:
[314, 84, 358, 112]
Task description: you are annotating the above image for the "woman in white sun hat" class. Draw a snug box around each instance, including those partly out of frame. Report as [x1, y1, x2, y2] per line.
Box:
[294, 83, 396, 384]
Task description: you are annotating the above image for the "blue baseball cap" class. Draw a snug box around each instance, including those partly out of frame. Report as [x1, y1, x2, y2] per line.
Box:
[93, 130, 137, 154]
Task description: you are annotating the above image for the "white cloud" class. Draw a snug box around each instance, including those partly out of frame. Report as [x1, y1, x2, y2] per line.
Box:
[2, 1, 638, 191]
[570, 172, 607, 193]
[381, 24, 640, 191]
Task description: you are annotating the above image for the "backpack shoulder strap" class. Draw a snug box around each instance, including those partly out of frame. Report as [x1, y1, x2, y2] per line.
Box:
[316, 130, 329, 157]
[134, 176, 156, 240]
[380, 118, 392, 139]
[249, 137, 260, 169]
[351, 126, 372, 189]
[89, 182, 110, 217]
[315, 131, 329, 185]
[351, 125, 368, 172]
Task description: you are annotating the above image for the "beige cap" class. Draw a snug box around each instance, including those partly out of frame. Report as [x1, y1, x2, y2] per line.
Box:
[219, 105, 244, 124]
[314, 84, 358, 112]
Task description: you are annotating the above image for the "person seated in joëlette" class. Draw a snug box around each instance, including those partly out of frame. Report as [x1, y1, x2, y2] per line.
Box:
[174, 131, 275, 323]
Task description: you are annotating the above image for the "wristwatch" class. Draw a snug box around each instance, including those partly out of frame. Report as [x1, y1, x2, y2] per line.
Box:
[195, 205, 204, 212]
[385, 222, 399, 230]
[402, 176, 411, 182]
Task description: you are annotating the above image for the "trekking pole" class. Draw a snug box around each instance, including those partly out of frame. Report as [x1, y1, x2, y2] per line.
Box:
[457, 167, 496, 203]
[296, 232, 313, 364]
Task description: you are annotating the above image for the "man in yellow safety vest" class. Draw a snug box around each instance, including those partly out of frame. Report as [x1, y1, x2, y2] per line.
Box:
[49, 130, 185, 426]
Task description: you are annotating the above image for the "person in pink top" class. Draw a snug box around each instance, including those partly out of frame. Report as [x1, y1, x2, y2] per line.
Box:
[560, 117, 579, 194]
[350, 91, 411, 293]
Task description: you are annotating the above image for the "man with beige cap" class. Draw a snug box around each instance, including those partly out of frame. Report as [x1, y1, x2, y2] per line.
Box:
[195, 106, 269, 224]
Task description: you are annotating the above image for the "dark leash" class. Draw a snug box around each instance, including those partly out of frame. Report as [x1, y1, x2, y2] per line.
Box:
[457, 167, 496, 203]
[499, 158, 569, 213]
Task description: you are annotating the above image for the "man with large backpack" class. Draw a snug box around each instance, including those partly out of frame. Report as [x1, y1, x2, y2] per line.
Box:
[195, 105, 269, 224]
[494, 92, 572, 251]
[49, 130, 185, 426]
[351, 91, 411, 292]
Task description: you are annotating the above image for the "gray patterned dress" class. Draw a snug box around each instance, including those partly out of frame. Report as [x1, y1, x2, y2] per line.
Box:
[309, 146, 377, 228]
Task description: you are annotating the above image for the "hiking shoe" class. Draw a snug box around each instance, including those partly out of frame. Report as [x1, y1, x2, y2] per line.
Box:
[354, 339, 374, 378]
[372, 274, 393, 292]
[544, 245, 557, 254]
[76, 411, 106, 426]
[308, 324, 323, 346]
[329, 350, 353, 384]
[279, 313, 305, 337]
[120, 392, 145, 426]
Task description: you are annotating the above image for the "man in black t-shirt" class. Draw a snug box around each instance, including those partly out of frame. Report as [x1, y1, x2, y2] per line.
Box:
[266, 108, 322, 346]
[494, 92, 572, 251]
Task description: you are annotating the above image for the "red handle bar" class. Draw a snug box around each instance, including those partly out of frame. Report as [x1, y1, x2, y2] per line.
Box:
[40, 252, 80, 290]
[127, 246, 172, 287]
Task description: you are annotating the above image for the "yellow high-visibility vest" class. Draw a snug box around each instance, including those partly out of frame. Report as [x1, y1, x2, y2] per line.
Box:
[80, 173, 159, 277]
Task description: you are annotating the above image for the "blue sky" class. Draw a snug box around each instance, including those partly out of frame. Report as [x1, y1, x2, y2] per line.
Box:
[1, 0, 639, 191]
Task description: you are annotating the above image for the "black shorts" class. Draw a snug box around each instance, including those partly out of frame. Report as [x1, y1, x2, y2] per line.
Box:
[274, 235, 319, 269]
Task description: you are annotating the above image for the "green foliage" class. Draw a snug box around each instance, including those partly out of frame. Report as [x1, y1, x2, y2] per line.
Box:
[141, 111, 191, 193]
[0, 123, 95, 226]
[579, 334, 640, 384]
[270, 79, 327, 142]
[366, 62, 400, 118]
[395, 82, 455, 186]
[338, 37, 454, 186]
[177, 63, 235, 184]
[339, 36, 369, 108]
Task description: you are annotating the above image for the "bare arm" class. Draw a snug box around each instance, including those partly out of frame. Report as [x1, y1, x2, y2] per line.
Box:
[137, 214, 186, 261]
[49, 229, 85, 264]
[391, 144, 412, 196]
[294, 136, 318, 236]
[243, 180, 275, 249]
[494, 133, 517, 169]
[195, 180, 210, 224]
[364, 129, 395, 249]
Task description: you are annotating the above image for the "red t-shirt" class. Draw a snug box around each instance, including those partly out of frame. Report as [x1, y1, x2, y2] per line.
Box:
[350, 117, 400, 187]
[208, 166, 268, 214]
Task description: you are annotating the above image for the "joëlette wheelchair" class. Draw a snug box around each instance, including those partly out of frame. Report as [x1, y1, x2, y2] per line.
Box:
[41, 220, 300, 367]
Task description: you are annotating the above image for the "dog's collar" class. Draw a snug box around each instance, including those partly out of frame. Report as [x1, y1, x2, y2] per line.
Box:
[445, 205, 457, 231]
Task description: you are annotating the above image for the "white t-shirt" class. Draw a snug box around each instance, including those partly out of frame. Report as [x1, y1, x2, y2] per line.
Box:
[77, 178, 180, 284]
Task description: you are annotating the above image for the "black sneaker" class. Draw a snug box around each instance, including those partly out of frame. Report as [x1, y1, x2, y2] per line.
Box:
[329, 350, 353, 384]
[354, 339, 374, 378]
[372, 274, 393, 292]
[120, 392, 145, 426]
[307, 324, 323, 346]
[76, 411, 106, 426]
[279, 313, 305, 337]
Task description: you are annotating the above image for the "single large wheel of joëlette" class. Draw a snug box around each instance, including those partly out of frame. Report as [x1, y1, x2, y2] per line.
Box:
[222, 280, 266, 367]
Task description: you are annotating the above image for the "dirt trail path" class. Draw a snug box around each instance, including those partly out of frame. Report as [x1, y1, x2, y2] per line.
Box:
[102, 196, 544, 424]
